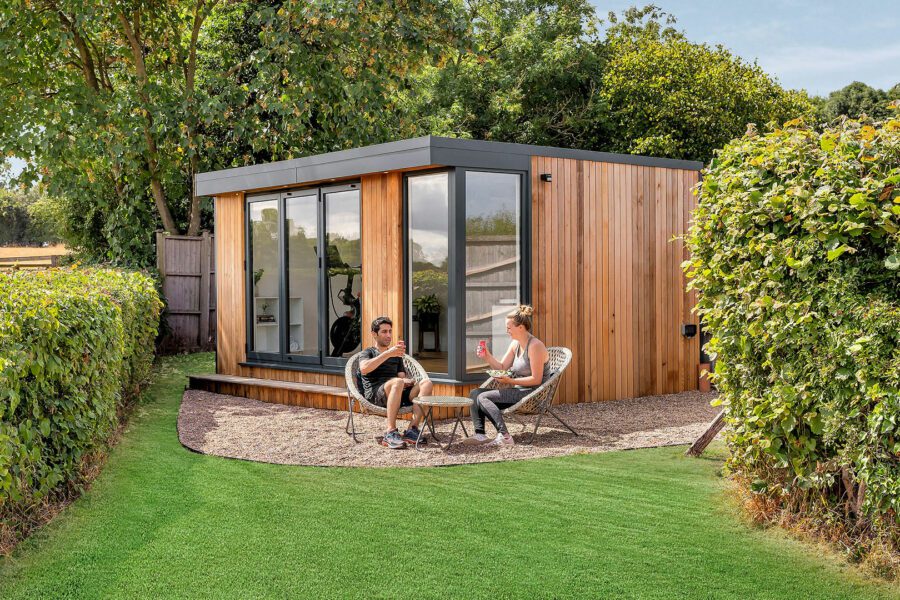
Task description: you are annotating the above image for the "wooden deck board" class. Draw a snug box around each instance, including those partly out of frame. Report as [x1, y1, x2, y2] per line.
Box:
[189, 373, 347, 396]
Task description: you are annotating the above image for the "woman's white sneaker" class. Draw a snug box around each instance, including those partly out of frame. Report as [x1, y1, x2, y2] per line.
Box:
[489, 432, 515, 446]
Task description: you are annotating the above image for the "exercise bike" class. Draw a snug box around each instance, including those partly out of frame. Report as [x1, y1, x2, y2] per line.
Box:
[324, 239, 362, 358]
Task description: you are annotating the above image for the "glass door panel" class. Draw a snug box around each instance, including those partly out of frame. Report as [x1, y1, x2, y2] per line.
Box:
[464, 171, 522, 373]
[407, 172, 450, 374]
[249, 198, 281, 354]
[285, 191, 320, 359]
[323, 188, 362, 361]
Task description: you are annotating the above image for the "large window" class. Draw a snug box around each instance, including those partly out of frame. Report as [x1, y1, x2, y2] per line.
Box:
[405, 169, 525, 380]
[407, 172, 450, 374]
[464, 171, 523, 373]
[247, 185, 362, 365]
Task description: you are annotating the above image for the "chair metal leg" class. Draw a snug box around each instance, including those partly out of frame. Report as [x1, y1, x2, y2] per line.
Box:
[526, 413, 544, 445]
[346, 396, 361, 443]
[548, 408, 579, 436]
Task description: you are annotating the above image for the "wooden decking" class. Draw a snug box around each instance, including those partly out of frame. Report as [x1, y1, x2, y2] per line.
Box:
[188, 374, 349, 410]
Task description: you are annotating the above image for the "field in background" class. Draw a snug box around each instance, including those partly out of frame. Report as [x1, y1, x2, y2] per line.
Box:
[0, 244, 70, 268]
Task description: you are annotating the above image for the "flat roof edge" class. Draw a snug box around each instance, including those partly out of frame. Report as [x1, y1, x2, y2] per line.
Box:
[429, 137, 704, 171]
[196, 144, 433, 196]
[196, 135, 704, 196]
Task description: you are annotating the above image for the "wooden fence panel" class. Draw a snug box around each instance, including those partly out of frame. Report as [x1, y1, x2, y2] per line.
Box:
[156, 231, 217, 351]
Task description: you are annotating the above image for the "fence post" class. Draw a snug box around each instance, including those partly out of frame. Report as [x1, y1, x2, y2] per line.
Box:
[199, 231, 211, 349]
[155, 231, 167, 285]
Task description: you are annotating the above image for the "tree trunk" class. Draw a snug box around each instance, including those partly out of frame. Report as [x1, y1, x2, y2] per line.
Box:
[686, 410, 725, 457]
[118, 9, 180, 234]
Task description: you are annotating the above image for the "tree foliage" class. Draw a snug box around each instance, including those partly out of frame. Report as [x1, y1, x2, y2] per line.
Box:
[0, 0, 464, 264]
[817, 81, 900, 123]
[403, 0, 605, 147]
[0, 189, 64, 245]
[599, 6, 813, 161]
[0, 1, 817, 264]
[685, 115, 900, 563]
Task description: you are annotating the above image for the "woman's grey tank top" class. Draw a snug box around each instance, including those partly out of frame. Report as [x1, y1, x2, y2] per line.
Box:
[510, 336, 552, 388]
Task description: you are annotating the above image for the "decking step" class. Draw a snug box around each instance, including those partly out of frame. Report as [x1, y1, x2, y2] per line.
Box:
[188, 374, 347, 396]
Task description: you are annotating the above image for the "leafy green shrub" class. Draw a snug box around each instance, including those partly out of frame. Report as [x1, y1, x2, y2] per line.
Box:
[0, 267, 162, 512]
[685, 116, 900, 557]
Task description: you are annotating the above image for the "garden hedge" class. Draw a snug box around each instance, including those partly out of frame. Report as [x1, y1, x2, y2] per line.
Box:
[685, 115, 900, 538]
[0, 267, 162, 511]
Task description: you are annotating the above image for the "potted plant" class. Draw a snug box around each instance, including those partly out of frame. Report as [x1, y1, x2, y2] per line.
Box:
[412, 293, 441, 328]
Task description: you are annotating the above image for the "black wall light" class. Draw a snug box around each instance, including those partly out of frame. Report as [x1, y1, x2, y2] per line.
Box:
[681, 323, 697, 338]
[540, 173, 552, 182]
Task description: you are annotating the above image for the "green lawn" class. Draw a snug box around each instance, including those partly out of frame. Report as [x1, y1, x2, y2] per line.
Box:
[1, 353, 896, 599]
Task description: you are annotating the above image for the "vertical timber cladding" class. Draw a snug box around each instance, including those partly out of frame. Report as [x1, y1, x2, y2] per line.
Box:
[531, 156, 700, 403]
[360, 172, 404, 341]
[214, 192, 246, 376]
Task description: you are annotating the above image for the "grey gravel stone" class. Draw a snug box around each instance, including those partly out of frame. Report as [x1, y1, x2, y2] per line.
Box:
[177, 390, 721, 468]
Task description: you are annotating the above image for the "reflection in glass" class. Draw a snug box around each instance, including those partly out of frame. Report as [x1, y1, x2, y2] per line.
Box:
[408, 172, 449, 374]
[325, 189, 362, 358]
[250, 199, 280, 353]
[465, 172, 521, 373]
[285, 194, 319, 356]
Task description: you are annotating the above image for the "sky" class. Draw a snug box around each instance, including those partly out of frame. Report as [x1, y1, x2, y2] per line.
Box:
[594, 0, 899, 96]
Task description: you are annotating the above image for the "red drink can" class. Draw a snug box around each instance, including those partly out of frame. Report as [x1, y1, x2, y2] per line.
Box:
[477, 340, 487, 357]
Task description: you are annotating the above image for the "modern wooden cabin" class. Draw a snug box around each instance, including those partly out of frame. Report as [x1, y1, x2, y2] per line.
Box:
[189, 136, 703, 416]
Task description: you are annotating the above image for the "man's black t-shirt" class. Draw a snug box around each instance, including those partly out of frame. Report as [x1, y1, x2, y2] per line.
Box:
[359, 346, 402, 401]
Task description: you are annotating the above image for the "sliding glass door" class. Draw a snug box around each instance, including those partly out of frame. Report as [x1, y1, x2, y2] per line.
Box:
[247, 184, 361, 366]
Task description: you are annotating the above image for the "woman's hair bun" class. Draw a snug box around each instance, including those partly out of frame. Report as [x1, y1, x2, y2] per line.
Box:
[517, 304, 534, 317]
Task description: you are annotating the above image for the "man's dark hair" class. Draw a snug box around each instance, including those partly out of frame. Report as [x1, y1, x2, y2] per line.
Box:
[371, 316, 392, 333]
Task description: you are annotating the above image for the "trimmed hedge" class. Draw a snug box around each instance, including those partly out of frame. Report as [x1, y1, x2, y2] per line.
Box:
[0, 267, 162, 510]
[685, 116, 899, 539]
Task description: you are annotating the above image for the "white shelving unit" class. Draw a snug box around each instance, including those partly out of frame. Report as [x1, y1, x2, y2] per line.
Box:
[288, 297, 303, 353]
[253, 296, 303, 353]
[253, 296, 279, 353]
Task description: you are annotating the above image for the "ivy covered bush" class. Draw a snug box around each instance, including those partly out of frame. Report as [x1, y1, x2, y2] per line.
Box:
[0, 267, 162, 516]
[685, 116, 899, 560]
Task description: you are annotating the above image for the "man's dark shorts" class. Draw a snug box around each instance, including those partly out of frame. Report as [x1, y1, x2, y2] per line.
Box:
[369, 380, 415, 408]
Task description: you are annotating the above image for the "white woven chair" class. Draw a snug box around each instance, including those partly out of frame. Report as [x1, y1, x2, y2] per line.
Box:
[476, 346, 576, 444]
[344, 351, 429, 442]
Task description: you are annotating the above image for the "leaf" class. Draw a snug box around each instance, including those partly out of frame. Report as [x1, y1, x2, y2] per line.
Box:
[848, 193, 868, 208]
[750, 479, 768, 493]
[808, 414, 823, 435]
[826, 245, 852, 261]
[885, 254, 900, 270]
[819, 135, 836, 152]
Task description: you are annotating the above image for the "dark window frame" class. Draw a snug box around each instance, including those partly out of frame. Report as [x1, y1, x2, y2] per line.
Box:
[244, 182, 361, 370]
[403, 167, 531, 382]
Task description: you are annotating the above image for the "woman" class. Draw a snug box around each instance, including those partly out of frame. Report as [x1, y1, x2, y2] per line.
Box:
[468, 305, 551, 446]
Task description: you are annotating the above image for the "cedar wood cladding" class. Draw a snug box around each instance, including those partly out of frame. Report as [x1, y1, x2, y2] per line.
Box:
[211, 146, 701, 411]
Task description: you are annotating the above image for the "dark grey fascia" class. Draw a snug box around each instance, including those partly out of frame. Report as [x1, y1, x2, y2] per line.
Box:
[195, 135, 704, 197]
[429, 136, 704, 171]
[195, 136, 434, 197]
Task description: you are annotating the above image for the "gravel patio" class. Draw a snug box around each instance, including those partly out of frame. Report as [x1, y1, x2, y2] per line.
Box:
[177, 389, 721, 467]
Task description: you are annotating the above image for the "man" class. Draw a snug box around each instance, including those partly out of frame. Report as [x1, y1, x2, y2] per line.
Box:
[359, 316, 433, 448]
